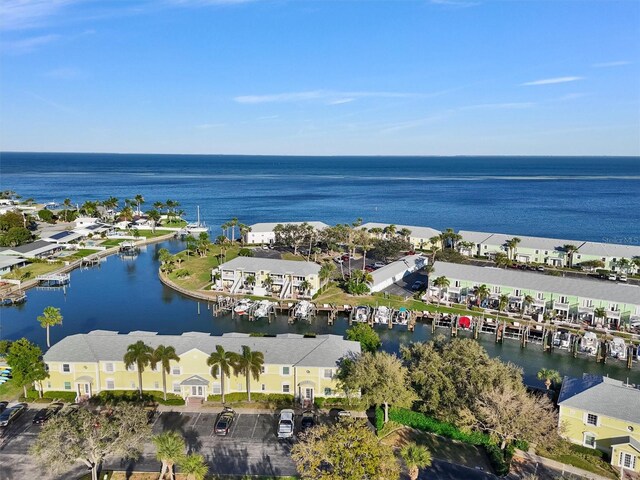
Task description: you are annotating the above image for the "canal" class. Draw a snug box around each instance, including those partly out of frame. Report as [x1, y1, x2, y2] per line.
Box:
[2, 240, 639, 388]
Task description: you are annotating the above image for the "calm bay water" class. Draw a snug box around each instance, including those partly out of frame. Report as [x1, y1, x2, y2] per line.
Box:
[1, 153, 639, 387]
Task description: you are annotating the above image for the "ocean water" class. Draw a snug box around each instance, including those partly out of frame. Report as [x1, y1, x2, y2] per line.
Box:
[2, 152, 640, 244]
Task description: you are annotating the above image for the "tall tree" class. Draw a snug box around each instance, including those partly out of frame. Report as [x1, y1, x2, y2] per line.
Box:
[232, 345, 264, 402]
[522, 294, 535, 318]
[400, 442, 432, 480]
[153, 431, 186, 480]
[151, 345, 180, 401]
[123, 340, 154, 396]
[504, 237, 521, 260]
[31, 403, 150, 480]
[37, 306, 63, 348]
[6, 338, 49, 398]
[62, 198, 72, 222]
[319, 261, 336, 286]
[338, 351, 416, 423]
[562, 244, 579, 268]
[146, 209, 161, 233]
[134, 194, 145, 215]
[473, 284, 491, 307]
[431, 276, 450, 305]
[474, 384, 557, 450]
[207, 345, 237, 404]
[291, 417, 400, 480]
[346, 323, 381, 353]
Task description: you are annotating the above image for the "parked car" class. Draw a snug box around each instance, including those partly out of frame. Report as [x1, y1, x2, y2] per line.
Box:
[333, 257, 344, 264]
[618, 274, 628, 282]
[277, 409, 295, 439]
[364, 265, 374, 272]
[373, 262, 386, 268]
[0, 403, 27, 427]
[300, 410, 316, 432]
[214, 407, 236, 436]
[411, 281, 425, 291]
[608, 273, 618, 281]
[0, 401, 8, 413]
[32, 402, 64, 425]
[536, 266, 545, 272]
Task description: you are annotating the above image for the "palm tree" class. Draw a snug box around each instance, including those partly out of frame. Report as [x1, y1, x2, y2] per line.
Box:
[398, 228, 412, 241]
[232, 345, 264, 402]
[207, 345, 237, 404]
[498, 294, 509, 313]
[537, 368, 562, 390]
[245, 274, 256, 290]
[120, 205, 134, 222]
[37, 306, 63, 348]
[229, 217, 238, 242]
[62, 198, 72, 222]
[151, 345, 180, 401]
[594, 307, 606, 326]
[505, 237, 521, 260]
[262, 275, 273, 292]
[400, 442, 432, 480]
[298, 279, 311, 296]
[239, 223, 251, 246]
[179, 453, 208, 480]
[615, 257, 631, 274]
[153, 200, 165, 212]
[522, 294, 535, 318]
[319, 261, 336, 286]
[146, 209, 161, 233]
[562, 244, 579, 268]
[474, 284, 490, 308]
[494, 252, 511, 268]
[123, 340, 154, 396]
[383, 224, 397, 237]
[152, 431, 186, 480]
[134, 195, 144, 216]
[432, 276, 450, 305]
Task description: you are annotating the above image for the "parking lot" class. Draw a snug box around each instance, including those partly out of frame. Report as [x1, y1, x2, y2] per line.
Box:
[382, 269, 429, 298]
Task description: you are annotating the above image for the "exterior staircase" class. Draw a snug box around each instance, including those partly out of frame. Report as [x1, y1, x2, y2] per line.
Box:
[186, 396, 204, 408]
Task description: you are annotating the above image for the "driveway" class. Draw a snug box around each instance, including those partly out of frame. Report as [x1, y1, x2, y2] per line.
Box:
[382, 270, 429, 298]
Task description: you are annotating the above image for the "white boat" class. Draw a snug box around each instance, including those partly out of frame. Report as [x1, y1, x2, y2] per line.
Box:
[233, 299, 253, 315]
[373, 306, 391, 324]
[185, 206, 209, 234]
[393, 308, 409, 325]
[609, 337, 627, 360]
[553, 329, 571, 349]
[580, 331, 598, 355]
[294, 300, 314, 321]
[254, 300, 273, 318]
[354, 305, 370, 323]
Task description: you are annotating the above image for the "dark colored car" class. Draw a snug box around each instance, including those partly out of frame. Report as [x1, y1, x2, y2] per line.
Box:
[0, 401, 8, 413]
[0, 403, 27, 427]
[364, 265, 374, 272]
[300, 410, 316, 432]
[32, 402, 64, 425]
[214, 407, 236, 436]
[411, 280, 424, 291]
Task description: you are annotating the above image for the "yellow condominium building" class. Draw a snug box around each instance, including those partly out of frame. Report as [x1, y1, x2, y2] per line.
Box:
[42, 331, 360, 405]
[558, 374, 640, 473]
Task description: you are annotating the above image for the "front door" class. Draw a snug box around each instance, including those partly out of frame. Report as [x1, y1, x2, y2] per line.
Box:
[191, 385, 204, 397]
[304, 388, 314, 401]
[77, 383, 91, 398]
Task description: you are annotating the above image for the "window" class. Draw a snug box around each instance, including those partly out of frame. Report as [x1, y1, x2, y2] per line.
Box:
[154, 382, 160, 389]
[105, 362, 114, 373]
[282, 384, 290, 393]
[537, 292, 545, 300]
[106, 380, 115, 390]
[324, 388, 332, 396]
[535, 250, 539, 254]
[62, 364, 70, 373]
[64, 382, 71, 390]
[324, 369, 333, 379]
[127, 364, 135, 372]
[282, 366, 290, 375]
[583, 433, 596, 448]
[172, 366, 180, 375]
[46, 381, 51, 389]
[261, 384, 266, 391]
[620, 452, 636, 469]
[173, 383, 181, 393]
[212, 383, 221, 394]
[260, 366, 266, 374]
[586, 413, 598, 426]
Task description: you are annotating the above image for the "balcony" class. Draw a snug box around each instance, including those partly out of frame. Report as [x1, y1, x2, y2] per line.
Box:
[553, 301, 569, 311]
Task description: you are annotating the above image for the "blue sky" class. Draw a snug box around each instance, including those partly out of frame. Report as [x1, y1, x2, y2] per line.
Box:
[1, 0, 639, 155]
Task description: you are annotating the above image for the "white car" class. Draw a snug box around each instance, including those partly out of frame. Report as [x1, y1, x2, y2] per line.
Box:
[608, 274, 617, 281]
[618, 274, 628, 282]
[277, 409, 295, 439]
[373, 262, 385, 268]
[334, 257, 344, 264]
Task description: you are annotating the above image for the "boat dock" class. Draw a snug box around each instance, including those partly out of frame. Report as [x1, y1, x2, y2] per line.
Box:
[1, 291, 26, 306]
[36, 273, 70, 287]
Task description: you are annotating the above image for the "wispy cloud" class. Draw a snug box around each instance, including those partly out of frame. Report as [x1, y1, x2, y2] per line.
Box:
[459, 102, 535, 110]
[0, 0, 79, 30]
[591, 60, 631, 68]
[2, 34, 61, 54]
[521, 76, 583, 86]
[233, 90, 441, 104]
[44, 67, 86, 80]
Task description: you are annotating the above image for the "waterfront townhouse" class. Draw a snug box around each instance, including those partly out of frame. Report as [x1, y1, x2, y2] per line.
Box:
[212, 257, 321, 299]
[244, 221, 329, 245]
[42, 331, 360, 406]
[360, 222, 441, 250]
[429, 262, 640, 327]
[458, 230, 640, 271]
[558, 374, 640, 473]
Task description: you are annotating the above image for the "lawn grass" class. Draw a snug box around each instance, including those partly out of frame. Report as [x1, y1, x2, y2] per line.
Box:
[0, 378, 23, 401]
[167, 246, 240, 291]
[100, 238, 126, 247]
[68, 249, 99, 259]
[281, 252, 306, 261]
[3, 261, 63, 280]
[536, 443, 618, 479]
[134, 230, 173, 239]
[161, 219, 187, 228]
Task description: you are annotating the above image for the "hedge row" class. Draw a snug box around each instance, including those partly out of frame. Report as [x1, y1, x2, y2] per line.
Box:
[206, 392, 294, 406]
[94, 390, 185, 406]
[22, 390, 78, 403]
[314, 396, 368, 411]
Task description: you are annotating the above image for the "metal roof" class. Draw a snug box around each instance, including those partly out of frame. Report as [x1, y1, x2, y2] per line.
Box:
[0, 240, 61, 257]
[361, 223, 441, 240]
[431, 262, 640, 305]
[217, 256, 320, 276]
[558, 375, 640, 425]
[44, 331, 360, 368]
[0, 256, 28, 269]
[458, 230, 578, 252]
[248, 222, 329, 233]
[370, 255, 426, 285]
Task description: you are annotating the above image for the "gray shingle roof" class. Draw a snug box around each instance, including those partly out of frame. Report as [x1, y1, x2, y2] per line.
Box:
[218, 257, 320, 276]
[249, 222, 328, 233]
[0, 240, 61, 257]
[577, 241, 640, 260]
[361, 223, 441, 239]
[44, 332, 360, 368]
[432, 262, 640, 305]
[558, 374, 640, 425]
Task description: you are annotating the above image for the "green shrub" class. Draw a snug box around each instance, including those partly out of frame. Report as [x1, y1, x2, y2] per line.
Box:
[238, 248, 253, 257]
[485, 443, 512, 476]
[375, 406, 384, 432]
[93, 390, 184, 406]
[313, 396, 368, 411]
[569, 444, 605, 459]
[21, 390, 77, 403]
[206, 392, 294, 407]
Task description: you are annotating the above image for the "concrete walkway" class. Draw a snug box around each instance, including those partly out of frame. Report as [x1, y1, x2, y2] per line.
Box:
[513, 449, 614, 480]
